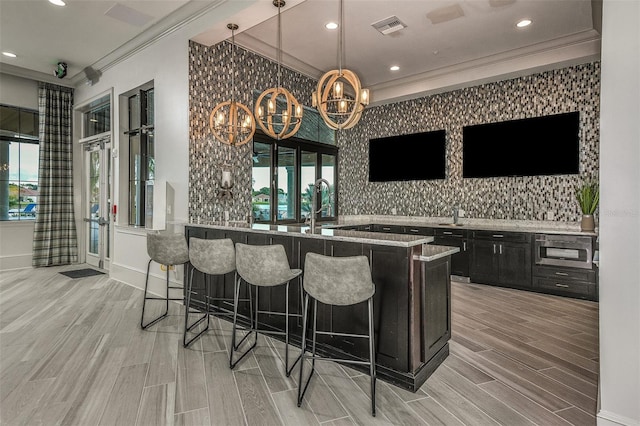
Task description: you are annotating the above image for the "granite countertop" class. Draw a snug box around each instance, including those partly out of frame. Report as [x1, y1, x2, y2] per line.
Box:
[335, 215, 598, 236]
[414, 244, 461, 262]
[186, 221, 433, 247]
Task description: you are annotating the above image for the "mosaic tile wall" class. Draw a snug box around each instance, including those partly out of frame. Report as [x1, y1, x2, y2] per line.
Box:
[189, 40, 317, 222]
[338, 62, 600, 222]
[189, 37, 600, 223]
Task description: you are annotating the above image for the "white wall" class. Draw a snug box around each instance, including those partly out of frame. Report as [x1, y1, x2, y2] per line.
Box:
[597, 1, 640, 425]
[72, 0, 278, 291]
[0, 73, 38, 270]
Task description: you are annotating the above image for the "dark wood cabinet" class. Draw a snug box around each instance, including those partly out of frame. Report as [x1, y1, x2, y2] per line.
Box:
[373, 224, 404, 234]
[433, 228, 469, 277]
[533, 264, 597, 300]
[403, 226, 434, 236]
[469, 231, 532, 289]
[184, 224, 452, 392]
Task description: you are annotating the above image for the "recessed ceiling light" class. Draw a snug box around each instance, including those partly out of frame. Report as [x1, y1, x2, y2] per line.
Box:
[516, 19, 532, 28]
[2, 52, 17, 58]
[390, 65, 400, 71]
[49, 0, 66, 6]
[325, 22, 338, 30]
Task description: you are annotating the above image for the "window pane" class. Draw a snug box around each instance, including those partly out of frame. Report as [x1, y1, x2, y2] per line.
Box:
[252, 142, 271, 222]
[19, 110, 38, 137]
[321, 154, 336, 217]
[300, 151, 316, 220]
[19, 142, 39, 182]
[277, 146, 295, 220]
[129, 95, 140, 130]
[8, 141, 20, 180]
[83, 102, 110, 137]
[129, 181, 142, 226]
[146, 89, 154, 126]
[129, 135, 141, 180]
[0, 106, 19, 133]
[146, 133, 155, 180]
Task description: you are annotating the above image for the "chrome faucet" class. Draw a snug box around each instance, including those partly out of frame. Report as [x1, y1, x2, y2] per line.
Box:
[309, 178, 331, 234]
[452, 206, 459, 225]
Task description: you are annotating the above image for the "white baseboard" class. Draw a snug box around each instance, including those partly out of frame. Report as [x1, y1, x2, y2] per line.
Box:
[109, 261, 185, 299]
[598, 410, 640, 426]
[0, 253, 33, 271]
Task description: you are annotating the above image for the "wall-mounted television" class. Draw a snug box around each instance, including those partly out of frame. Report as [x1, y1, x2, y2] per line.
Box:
[369, 130, 446, 182]
[463, 111, 580, 178]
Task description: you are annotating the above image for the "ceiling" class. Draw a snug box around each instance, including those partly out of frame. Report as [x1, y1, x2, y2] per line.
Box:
[0, 0, 601, 104]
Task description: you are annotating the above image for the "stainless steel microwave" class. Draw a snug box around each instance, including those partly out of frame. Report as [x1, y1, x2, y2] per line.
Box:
[534, 234, 593, 270]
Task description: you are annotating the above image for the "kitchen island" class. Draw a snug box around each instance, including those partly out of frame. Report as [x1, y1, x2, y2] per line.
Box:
[184, 222, 458, 391]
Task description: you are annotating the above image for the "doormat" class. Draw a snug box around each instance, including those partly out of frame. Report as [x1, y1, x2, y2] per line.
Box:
[59, 268, 105, 279]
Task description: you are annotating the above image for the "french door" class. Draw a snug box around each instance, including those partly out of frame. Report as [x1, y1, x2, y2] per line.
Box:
[83, 138, 112, 269]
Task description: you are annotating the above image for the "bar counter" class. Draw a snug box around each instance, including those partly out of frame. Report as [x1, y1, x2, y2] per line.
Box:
[184, 222, 458, 391]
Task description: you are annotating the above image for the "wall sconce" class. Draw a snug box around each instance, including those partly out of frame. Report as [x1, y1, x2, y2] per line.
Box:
[219, 164, 233, 201]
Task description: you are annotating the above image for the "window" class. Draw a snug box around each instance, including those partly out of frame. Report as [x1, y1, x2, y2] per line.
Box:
[0, 105, 39, 221]
[126, 87, 154, 226]
[252, 132, 338, 224]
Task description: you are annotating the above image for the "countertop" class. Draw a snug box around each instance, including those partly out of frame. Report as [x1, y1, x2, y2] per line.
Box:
[413, 244, 461, 262]
[334, 215, 598, 236]
[186, 221, 434, 248]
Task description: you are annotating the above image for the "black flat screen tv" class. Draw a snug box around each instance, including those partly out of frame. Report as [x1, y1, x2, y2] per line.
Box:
[369, 130, 446, 182]
[463, 111, 580, 178]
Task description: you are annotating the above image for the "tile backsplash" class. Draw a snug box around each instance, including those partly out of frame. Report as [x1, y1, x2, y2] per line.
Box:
[337, 62, 600, 222]
[188, 40, 317, 223]
[189, 37, 600, 223]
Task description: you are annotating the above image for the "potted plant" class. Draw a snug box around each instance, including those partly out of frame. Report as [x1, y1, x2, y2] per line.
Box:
[576, 181, 599, 231]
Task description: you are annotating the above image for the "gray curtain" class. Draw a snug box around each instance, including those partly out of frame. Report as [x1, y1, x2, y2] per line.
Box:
[32, 82, 78, 266]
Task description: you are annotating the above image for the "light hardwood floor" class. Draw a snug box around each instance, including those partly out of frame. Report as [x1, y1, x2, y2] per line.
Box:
[0, 266, 599, 425]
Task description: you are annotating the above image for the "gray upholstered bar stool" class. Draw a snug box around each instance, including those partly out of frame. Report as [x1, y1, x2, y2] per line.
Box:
[183, 237, 238, 347]
[230, 243, 302, 375]
[141, 233, 190, 329]
[297, 252, 377, 416]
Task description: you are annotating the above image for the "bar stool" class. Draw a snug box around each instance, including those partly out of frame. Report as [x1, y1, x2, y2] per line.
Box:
[183, 237, 238, 347]
[140, 233, 190, 329]
[230, 243, 302, 376]
[297, 252, 377, 417]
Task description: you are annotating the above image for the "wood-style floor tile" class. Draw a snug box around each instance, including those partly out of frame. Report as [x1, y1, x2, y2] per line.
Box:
[0, 267, 599, 426]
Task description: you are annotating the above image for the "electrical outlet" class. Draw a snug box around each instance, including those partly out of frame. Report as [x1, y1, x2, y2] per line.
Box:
[458, 208, 466, 217]
[160, 264, 175, 271]
[391, 207, 397, 215]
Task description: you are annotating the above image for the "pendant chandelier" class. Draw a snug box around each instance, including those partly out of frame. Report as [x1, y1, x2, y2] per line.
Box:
[210, 23, 256, 146]
[255, 0, 303, 140]
[312, 0, 369, 130]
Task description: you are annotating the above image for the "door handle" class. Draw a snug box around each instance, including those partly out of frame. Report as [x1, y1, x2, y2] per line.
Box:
[463, 241, 467, 251]
[499, 244, 503, 255]
[493, 244, 496, 254]
[555, 283, 570, 288]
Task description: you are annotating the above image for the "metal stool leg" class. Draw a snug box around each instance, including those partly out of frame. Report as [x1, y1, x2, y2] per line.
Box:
[183, 267, 210, 347]
[368, 297, 376, 417]
[229, 277, 257, 369]
[297, 293, 311, 407]
[141, 259, 170, 329]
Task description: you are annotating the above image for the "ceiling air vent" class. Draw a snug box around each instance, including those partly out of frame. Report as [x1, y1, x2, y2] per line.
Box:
[371, 16, 407, 35]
